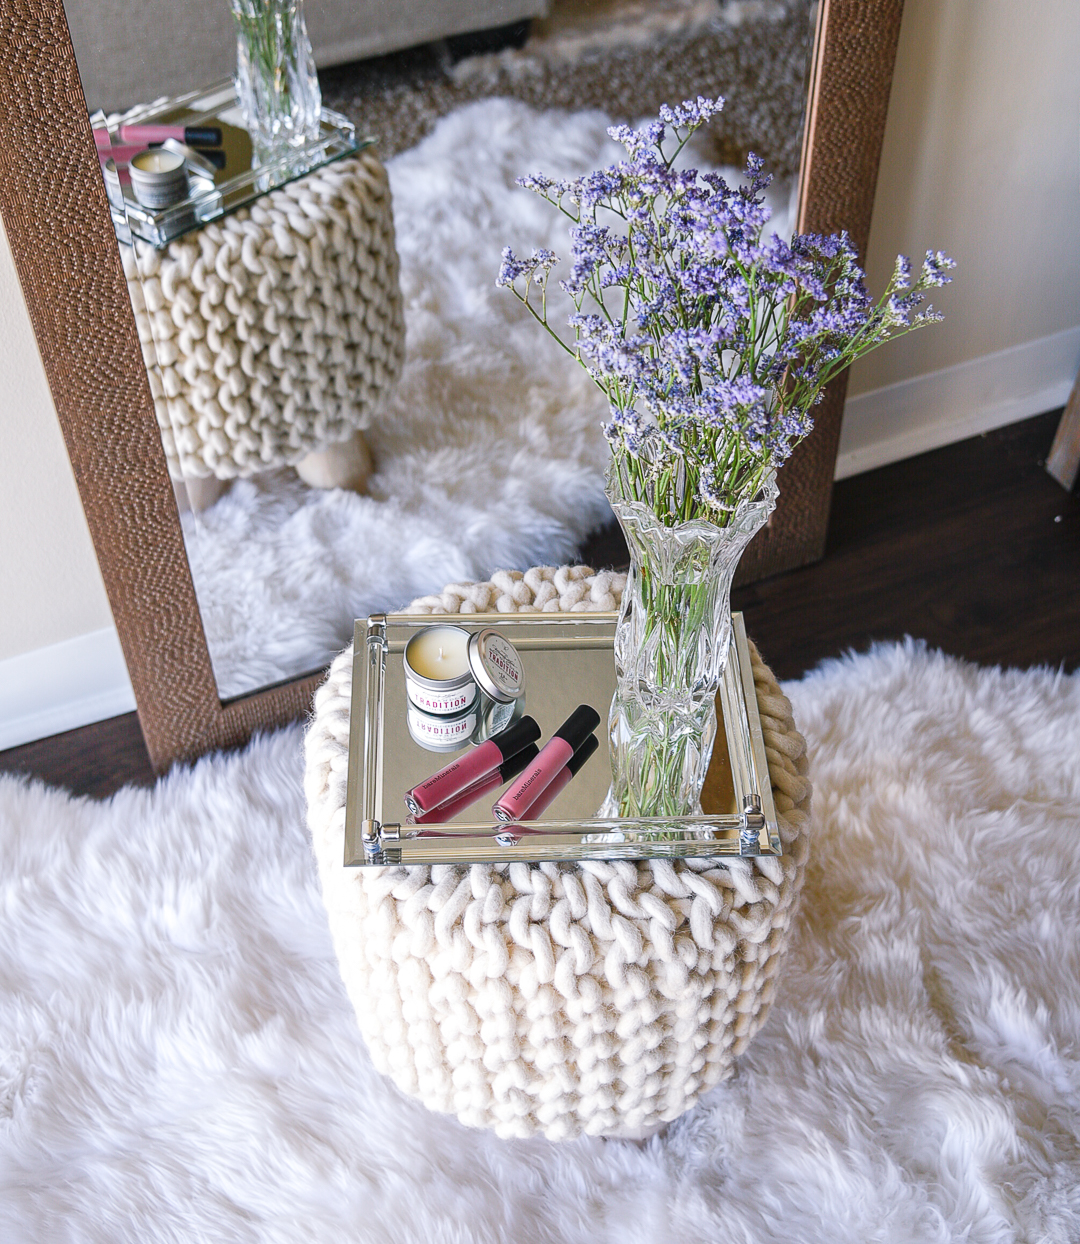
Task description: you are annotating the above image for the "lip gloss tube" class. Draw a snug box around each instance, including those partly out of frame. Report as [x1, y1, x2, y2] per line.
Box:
[118, 123, 223, 148]
[405, 744, 540, 828]
[404, 716, 540, 816]
[519, 733, 599, 822]
[492, 704, 600, 823]
[99, 143, 164, 165]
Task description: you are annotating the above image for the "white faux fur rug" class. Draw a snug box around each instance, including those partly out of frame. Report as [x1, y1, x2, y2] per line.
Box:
[182, 98, 794, 698]
[3, 641, 1079, 1242]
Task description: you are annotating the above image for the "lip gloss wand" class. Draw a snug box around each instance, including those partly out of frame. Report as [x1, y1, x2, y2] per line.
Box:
[492, 704, 600, 823]
[403, 744, 540, 830]
[517, 733, 599, 824]
[403, 716, 540, 816]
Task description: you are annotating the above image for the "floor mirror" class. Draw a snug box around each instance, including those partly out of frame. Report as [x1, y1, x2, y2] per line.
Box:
[0, 0, 904, 771]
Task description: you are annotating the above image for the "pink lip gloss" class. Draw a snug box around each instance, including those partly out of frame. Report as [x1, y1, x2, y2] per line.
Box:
[405, 744, 540, 828]
[404, 716, 540, 816]
[118, 123, 223, 148]
[492, 705, 600, 823]
[518, 733, 599, 822]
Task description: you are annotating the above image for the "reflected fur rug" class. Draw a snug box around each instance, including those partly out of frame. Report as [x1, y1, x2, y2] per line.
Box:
[182, 98, 794, 697]
[2, 641, 1080, 1242]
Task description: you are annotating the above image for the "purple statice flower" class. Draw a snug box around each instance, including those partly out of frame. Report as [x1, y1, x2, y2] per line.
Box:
[658, 96, 725, 130]
[497, 96, 954, 523]
[921, 250, 956, 287]
[496, 246, 557, 288]
[603, 405, 654, 457]
[560, 222, 624, 296]
[607, 119, 666, 160]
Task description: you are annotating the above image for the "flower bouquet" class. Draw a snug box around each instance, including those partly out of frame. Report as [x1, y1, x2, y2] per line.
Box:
[498, 96, 954, 819]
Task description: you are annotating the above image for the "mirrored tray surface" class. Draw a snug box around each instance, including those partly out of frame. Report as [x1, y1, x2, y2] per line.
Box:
[343, 611, 781, 866]
[93, 81, 368, 248]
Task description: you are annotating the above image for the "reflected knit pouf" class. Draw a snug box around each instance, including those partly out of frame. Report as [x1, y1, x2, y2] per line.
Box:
[123, 150, 405, 481]
[304, 566, 812, 1140]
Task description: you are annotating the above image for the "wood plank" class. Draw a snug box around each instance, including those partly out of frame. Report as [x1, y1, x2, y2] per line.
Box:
[1046, 372, 1080, 492]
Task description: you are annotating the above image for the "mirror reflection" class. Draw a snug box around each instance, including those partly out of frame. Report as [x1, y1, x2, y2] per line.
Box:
[64, 0, 814, 699]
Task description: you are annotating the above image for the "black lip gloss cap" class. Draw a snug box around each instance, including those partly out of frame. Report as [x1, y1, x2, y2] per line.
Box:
[567, 733, 599, 776]
[553, 704, 601, 753]
[491, 715, 541, 762]
[184, 125, 223, 147]
[499, 742, 540, 782]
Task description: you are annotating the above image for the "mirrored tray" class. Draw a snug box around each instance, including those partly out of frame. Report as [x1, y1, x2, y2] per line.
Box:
[92, 80, 369, 248]
[343, 611, 781, 866]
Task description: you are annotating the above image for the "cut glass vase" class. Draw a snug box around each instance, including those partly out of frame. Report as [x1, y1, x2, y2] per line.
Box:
[603, 457, 778, 818]
[230, 0, 322, 151]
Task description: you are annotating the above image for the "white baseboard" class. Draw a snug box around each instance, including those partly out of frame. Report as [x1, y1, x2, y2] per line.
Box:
[836, 325, 1080, 479]
[0, 628, 136, 752]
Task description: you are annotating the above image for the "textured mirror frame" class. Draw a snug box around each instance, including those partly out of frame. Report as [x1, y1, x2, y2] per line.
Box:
[0, 0, 903, 772]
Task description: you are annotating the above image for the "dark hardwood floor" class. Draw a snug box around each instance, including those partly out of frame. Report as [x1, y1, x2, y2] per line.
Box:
[2, 410, 1077, 800]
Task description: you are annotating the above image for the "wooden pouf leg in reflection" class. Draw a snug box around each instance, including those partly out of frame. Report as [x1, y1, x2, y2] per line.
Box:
[304, 565, 812, 1141]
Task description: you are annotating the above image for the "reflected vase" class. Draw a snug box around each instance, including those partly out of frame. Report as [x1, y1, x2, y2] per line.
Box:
[604, 456, 778, 819]
[230, 0, 321, 151]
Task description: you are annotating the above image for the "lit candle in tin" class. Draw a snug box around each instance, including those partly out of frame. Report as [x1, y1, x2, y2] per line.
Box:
[406, 626, 470, 679]
[403, 625, 477, 716]
[128, 147, 189, 209]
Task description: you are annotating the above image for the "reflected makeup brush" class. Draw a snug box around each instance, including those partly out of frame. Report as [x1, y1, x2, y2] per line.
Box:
[404, 716, 540, 816]
[492, 704, 600, 823]
[404, 744, 540, 830]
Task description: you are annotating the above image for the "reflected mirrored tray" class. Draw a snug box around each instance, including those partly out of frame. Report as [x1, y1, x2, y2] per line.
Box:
[343, 611, 781, 866]
[92, 80, 369, 248]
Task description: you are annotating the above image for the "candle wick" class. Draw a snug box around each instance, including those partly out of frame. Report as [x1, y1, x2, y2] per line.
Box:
[438, 647, 444, 660]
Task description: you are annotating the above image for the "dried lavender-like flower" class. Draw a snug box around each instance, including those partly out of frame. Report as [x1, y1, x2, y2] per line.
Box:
[499, 96, 954, 526]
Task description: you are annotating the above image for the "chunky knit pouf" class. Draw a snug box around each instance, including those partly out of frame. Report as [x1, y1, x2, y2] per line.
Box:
[123, 150, 405, 481]
[304, 565, 812, 1141]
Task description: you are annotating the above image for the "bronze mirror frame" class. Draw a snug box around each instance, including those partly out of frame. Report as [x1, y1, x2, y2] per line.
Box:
[0, 0, 904, 772]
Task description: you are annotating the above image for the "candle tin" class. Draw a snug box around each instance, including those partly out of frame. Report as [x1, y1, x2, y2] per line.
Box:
[403, 624, 478, 716]
[128, 148, 190, 209]
[403, 625, 526, 716]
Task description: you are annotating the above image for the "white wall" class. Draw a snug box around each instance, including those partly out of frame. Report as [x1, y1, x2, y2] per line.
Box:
[839, 0, 1080, 475]
[0, 214, 115, 660]
[2, 0, 1079, 743]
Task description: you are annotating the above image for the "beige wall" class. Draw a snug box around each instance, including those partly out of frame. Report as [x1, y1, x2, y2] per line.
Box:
[848, 0, 1080, 396]
[0, 216, 115, 662]
[2, 0, 1079, 668]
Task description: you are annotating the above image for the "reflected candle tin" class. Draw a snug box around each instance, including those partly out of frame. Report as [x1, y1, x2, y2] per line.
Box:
[406, 702, 479, 751]
[406, 693, 523, 754]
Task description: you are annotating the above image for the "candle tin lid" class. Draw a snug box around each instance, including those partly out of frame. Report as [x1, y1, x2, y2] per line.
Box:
[467, 629, 525, 703]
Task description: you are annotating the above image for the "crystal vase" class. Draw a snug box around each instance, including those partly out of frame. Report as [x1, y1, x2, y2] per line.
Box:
[604, 457, 778, 819]
[230, 0, 321, 151]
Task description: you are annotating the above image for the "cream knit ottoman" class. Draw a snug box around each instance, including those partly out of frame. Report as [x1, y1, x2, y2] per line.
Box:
[123, 150, 405, 489]
[304, 565, 812, 1141]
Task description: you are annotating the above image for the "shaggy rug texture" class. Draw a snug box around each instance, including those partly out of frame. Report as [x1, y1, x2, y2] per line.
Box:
[323, 0, 813, 176]
[2, 641, 1079, 1242]
[183, 99, 795, 697]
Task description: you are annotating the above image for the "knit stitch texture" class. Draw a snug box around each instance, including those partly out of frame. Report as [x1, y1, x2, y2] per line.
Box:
[124, 151, 405, 480]
[304, 565, 812, 1140]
